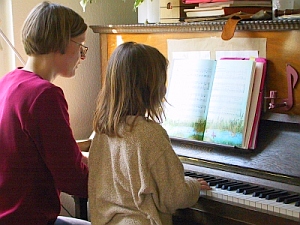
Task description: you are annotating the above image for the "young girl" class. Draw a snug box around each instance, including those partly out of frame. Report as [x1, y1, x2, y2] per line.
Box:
[88, 42, 210, 225]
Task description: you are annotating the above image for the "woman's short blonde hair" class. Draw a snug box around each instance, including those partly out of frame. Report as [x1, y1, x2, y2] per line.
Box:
[22, 1, 87, 55]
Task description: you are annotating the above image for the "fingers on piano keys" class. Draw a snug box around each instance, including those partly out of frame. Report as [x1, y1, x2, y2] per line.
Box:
[184, 171, 300, 220]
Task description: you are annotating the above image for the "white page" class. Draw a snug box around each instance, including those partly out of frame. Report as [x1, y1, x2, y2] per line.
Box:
[203, 60, 256, 148]
[167, 37, 266, 62]
[172, 51, 211, 60]
[215, 50, 258, 60]
[163, 58, 216, 140]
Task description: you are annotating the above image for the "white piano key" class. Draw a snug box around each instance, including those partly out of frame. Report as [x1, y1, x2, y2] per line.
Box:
[248, 197, 264, 208]
[279, 204, 291, 215]
[274, 204, 281, 214]
[221, 189, 238, 202]
[266, 200, 300, 218]
[189, 168, 300, 222]
[284, 203, 298, 217]
[280, 203, 300, 218]
[200, 190, 208, 196]
[260, 199, 276, 210]
[268, 201, 283, 212]
[200, 185, 300, 220]
[211, 190, 219, 198]
[258, 198, 279, 211]
[205, 189, 212, 197]
[292, 207, 300, 219]
[238, 193, 253, 204]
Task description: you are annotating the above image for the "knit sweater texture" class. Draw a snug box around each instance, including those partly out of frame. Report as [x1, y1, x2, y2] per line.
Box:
[89, 116, 201, 225]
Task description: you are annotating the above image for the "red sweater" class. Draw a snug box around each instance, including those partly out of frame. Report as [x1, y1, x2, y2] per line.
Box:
[0, 68, 88, 225]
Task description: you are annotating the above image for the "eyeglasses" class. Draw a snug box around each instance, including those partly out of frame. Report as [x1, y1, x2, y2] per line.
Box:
[71, 40, 88, 59]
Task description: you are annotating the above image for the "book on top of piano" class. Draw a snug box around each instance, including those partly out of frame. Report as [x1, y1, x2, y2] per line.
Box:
[183, 0, 272, 19]
[162, 56, 267, 149]
[182, 0, 230, 4]
[182, 0, 271, 5]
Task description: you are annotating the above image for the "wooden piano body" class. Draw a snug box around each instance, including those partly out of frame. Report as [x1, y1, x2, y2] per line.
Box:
[89, 20, 300, 225]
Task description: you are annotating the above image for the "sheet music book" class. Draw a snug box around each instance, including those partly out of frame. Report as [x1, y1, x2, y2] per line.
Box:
[163, 57, 266, 149]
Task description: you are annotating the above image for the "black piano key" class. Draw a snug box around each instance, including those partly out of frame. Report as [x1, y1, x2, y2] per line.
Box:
[213, 179, 231, 188]
[227, 183, 250, 191]
[203, 177, 217, 182]
[243, 187, 265, 195]
[236, 185, 258, 193]
[215, 180, 232, 188]
[253, 189, 274, 197]
[184, 172, 199, 178]
[221, 182, 243, 190]
[276, 194, 299, 202]
[184, 171, 196, 176]
[259, 190, 281, 198]
[188, 174, 213, 179]
[216, 181, 234, 188]
[283, 195, 300, 204]
[265, 191, 289, 200]
[199, 175, 214, 179]
[296, 201, 300, 207]
[207, 179, 228, 186]
[220, 181, 239, 189]
[186, 174, 198, 178]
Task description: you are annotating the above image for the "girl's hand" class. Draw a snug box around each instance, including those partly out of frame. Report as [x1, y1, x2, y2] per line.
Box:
[197, 178, 211, 190]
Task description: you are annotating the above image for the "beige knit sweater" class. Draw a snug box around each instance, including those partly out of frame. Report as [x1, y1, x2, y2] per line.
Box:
[88, 116, 201, 225]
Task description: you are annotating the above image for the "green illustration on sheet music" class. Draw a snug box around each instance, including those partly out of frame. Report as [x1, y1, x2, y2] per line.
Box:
[163, 57, 256, 148]
[203, 60, 255, 147]
[163, 58, 216, 140]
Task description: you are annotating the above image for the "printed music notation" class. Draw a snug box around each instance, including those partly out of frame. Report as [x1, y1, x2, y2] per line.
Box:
[162, 57, 260, 149]
[165, 59, 216, 124]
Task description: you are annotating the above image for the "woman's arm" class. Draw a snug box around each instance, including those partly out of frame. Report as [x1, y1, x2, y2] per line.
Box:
[76, 139, 92, 152]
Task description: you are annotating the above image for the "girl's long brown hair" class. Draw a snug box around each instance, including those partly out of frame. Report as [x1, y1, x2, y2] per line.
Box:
[93, 42, 168, 137]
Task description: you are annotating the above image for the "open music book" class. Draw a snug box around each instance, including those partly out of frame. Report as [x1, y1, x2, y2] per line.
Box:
[162, 57, 267, 149]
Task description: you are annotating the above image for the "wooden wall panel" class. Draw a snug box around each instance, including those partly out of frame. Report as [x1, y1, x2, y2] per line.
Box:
[93, 22, 300, 117]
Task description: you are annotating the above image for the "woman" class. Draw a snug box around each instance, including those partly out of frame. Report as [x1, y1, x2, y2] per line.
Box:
[0, 2, 90, 224]
[88, 42, 211, 225]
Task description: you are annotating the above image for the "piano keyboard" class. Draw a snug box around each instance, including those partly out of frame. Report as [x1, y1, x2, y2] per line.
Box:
[185, 170, 300, 220]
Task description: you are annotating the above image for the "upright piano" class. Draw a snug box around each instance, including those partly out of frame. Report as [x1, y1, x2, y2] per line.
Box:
[89, 20, 300, 225]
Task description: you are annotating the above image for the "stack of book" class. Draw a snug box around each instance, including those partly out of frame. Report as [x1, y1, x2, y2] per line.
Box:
[182, 0, 272, 20]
